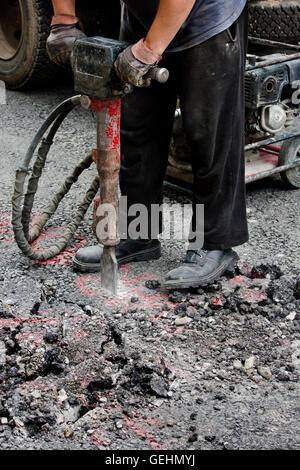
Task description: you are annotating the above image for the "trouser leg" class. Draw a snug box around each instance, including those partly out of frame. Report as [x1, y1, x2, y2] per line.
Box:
[120, 75, 177, 239]
[173, 6, 249, 250]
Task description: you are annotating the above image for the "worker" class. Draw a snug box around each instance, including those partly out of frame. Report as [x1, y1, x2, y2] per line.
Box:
[47, 0, 249, 289]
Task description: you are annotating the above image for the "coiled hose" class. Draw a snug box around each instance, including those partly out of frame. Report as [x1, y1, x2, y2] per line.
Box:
[11, 95, 99, 261]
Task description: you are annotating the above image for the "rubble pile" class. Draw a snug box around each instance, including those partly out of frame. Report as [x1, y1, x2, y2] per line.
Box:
[0, 261, 299, 450]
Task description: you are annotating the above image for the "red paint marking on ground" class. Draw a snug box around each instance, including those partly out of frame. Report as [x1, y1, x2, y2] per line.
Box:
[80, 373, 95, 390]
[20, 380, 57, 393]
[75, 274, 102, 297]
[91, 428, 110, 449]
[0, 317, 60, 328]
[228, 275, 248, 284]
[16, 331, 44, 345]
[30, 228, 88, 265]
[0, 213, 11, 227]
[122, 415, 164, 451]
[76, 264, 175, 313]
[0, 211, 88, 263]
[239, 287, 267, 303]
[212, 295, 224, 306]
[70, 330, 89, 343]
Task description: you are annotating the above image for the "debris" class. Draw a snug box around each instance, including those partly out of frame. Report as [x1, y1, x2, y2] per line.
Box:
[0, 341, 6, 367]
[286, 311, 296, 321]
[257, 366, 272, 380]
[188, 433, 198, 443]
[168, 291, 187, 303]
[205, 434, 216, 442]
[175, 317, 188, 326]
[145, 280, 160, 290]
[244, 356, 256, 370]
[44, 332, 59, 344]
[233, 360, 243, 370]
[249, 265, 283, 280]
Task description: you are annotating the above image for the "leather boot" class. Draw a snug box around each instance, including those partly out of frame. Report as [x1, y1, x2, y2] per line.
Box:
[46, 23, 86, 68]
[73, 239, 161, 273]
[163, 249, 239, 289]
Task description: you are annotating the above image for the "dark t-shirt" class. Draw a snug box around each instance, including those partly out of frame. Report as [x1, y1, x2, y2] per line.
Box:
[122, 0, 247, 52]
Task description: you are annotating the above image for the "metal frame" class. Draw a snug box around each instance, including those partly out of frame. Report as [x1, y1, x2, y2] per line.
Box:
[165, 38, 300, 195]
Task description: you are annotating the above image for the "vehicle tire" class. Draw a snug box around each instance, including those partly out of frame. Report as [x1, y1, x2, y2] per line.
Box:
[0, 0, 121, 91]
[0, 0, 61, 90]
[278, 136, 300, 188]
[248, 0, 300, 44]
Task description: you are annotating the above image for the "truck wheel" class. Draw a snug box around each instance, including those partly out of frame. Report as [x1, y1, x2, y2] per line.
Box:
[248, 0, 300, 44]
[278, 137, 300, 188]
[0, 0, 61, 90]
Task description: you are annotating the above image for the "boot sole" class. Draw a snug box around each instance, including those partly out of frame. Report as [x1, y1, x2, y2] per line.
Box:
[163, 252, 239, 290]
[73, 245, 162, 273]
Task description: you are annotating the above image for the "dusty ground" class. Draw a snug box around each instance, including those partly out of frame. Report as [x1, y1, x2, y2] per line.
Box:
[0, 85, 299, 450]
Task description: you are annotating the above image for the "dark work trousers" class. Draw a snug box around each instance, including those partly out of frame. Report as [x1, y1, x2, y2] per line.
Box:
[119, 6, 249, 250]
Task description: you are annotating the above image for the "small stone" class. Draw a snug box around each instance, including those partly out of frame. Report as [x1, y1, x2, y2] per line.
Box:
[31, 390, 41, 399]
[257, 366, 272, 380]
[84, 305, 93, 316]
[168, 292, 186, 303]
[188, 433, 198, 443]
[286, 311, 296, 321]
[277, 372, 290, 382]
[145, 280, 160, 290]
[205, 434, 216, 442]
[58, 389, 68, 402]
[14, 418, 24, 427]
[175, 317, 188, 326]
[167, 419, 174, 427]
[65, 430, 74, 438]
[0, 418, 8, 425]
[244, 356, 256, 370]
[174, 303, 188, 316]
[233, 360, 243, 370]
[0, 341, 6, 366]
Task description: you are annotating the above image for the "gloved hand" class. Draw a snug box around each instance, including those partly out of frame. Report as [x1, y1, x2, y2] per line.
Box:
[46, 22, 86, 68]
[114, 38, 162, 87]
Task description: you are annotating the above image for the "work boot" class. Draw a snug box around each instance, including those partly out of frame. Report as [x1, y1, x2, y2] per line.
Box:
[163, 249, 239, 289]
[46, 23, 86, 68]
[73, 239, 161, 273]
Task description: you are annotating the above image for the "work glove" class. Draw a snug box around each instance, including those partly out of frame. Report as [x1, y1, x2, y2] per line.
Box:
[114, 38, 162, 87]
[46, 22, 86, 68]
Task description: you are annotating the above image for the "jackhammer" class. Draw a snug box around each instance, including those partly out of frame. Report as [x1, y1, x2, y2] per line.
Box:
[12, 36, 169, 295]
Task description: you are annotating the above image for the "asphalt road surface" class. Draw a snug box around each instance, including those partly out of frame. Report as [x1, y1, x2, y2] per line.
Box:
[0, 85, 299, 450]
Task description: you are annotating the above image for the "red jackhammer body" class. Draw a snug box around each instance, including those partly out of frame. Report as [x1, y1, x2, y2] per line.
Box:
[72, 36, 168, 294]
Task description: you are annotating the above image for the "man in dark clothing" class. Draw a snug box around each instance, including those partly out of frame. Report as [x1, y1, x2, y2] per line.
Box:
[47, 0, 249, 288]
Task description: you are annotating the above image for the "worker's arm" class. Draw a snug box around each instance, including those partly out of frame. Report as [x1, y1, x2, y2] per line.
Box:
[145, 0, 196, 55]
[115, 0, 196, 87]
[47, 0, 85, 67]
[51, 0, 77, 25]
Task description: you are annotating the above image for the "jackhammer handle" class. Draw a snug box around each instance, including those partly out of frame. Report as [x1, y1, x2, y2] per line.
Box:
[146, 67, 169, 84]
